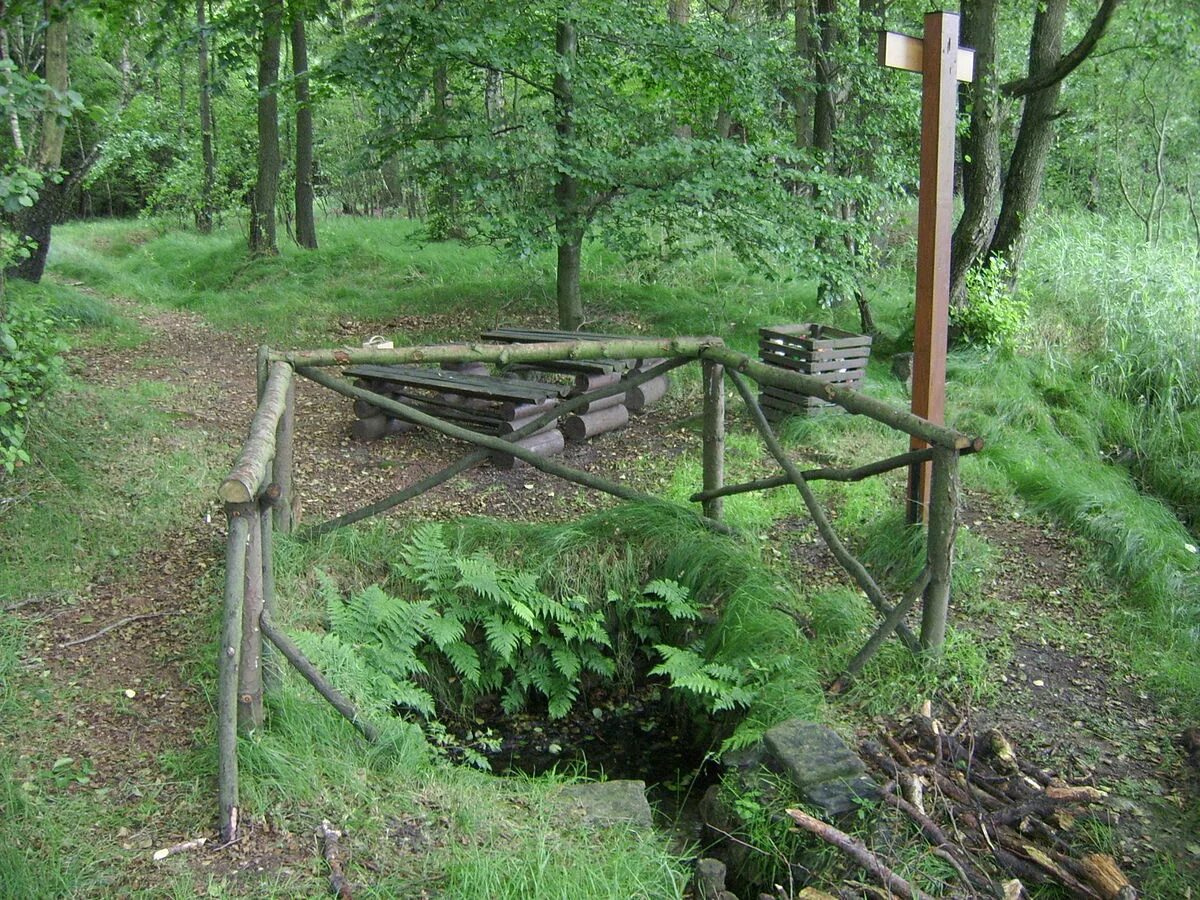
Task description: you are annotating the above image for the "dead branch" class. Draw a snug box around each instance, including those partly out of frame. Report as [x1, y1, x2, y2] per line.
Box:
[59, 612, 176, 649]
[785, 808, 934, 900]
[152, 836, 208, 861]
[317, 820, 353, 899]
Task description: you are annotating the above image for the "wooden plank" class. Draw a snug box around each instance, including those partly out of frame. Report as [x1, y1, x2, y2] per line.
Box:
[878, 30, 974, 81]
[759, 350, 872, 372]
[344, 364, 565, 402]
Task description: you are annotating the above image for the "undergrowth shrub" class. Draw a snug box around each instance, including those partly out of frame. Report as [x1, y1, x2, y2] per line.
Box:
[0, 301, 69, 474]
[950, 256, 1028, 348]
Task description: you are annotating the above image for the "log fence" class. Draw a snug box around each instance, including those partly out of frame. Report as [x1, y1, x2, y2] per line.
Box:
[214, 334, 980, 840]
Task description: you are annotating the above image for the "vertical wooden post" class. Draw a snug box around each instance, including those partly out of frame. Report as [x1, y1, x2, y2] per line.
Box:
[219, 505, 250, 843]
[906, 11, 960, 523]
[881, 15, 974, 524]
[273, 375, 295, 533]
[920, 446, 959, 652]
[701, 360, 726, 522]
[238, 502, 265, 730]
[255, 345, 270, 400]
[260, 493, 279, 692]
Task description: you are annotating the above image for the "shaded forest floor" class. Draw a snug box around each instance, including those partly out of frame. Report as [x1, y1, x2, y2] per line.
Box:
[2, 250, 1198, 896]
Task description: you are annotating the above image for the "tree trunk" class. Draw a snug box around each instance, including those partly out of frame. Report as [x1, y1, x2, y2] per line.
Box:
[249, 0, 282, 256]
[291, 8, 317, 249]
[811, 0, 837, 162]
[668, 0, 692, 139]
[986, 0, 1068, 272]
[948, 0, 1000, 306]
[791, 0, 812, 149]
[196, 0, 215, 233]
[9, 0, 67, 284]
[554, 19, 583, 330]
[430, 64, 466, 240]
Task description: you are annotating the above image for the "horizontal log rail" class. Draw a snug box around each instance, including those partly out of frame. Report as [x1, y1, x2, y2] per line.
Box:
[269, 338, 971, 450]
[275, 336, 720, 369]
[219, 361, 294, 503]
[698, 346, 971, 450]
[690, 441, 982, 504]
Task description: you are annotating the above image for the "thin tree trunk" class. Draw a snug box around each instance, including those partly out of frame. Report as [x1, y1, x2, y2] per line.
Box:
[9, 0, 67, 283]
[197, 0, 215, 233]
[554, 19, 583, 330]
[250, 0, 282, 256]
[810, 0, 837, 162]
[291, 8, 317, 249]
[986, 0, 1067, 272]
[791, 0, 811, 150]
[948, 0, 1000, 306]
[668, 0, 692, 138]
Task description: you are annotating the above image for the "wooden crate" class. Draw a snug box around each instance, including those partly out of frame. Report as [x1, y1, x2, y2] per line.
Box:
[758, 323, 872, 420]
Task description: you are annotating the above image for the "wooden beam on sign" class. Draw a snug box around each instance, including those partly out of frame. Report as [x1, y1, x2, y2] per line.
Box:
[879, 12, 972, 524]
[878, 31, 975, 82]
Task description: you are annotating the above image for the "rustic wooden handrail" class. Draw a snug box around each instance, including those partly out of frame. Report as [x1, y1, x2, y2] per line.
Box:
[218, 361, 293, 503]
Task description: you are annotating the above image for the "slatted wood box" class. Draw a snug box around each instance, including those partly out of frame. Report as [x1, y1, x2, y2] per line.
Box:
[758, 323, 872, 421]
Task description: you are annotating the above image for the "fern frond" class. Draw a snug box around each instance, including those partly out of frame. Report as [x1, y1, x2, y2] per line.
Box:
[443, 640, 481, 686]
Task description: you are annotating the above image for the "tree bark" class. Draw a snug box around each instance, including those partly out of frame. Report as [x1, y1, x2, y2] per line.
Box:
[196, 0, 216, 233]
[291, 8, 317, 249]
[791, 0, 812, 149]
[250, 0, 282, 256]
[554, 19, 583, 329]
[9, 0, 67, 283]
[948, 0, 1000, 306]
[810, 0, 837, 163]
[986, 0, 1069, 272]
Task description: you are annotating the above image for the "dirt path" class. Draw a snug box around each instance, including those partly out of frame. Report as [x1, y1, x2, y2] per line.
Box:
[14, 293, 1198, 893]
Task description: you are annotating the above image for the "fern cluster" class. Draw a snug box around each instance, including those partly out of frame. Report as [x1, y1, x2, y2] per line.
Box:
[303, 524, 716, 726]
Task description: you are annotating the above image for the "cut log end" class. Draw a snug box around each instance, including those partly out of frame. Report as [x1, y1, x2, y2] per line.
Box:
[218, 479, 254, 504]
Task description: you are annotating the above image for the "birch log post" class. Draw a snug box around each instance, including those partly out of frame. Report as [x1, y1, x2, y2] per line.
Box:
[219, 362, 293, 505]
[272, 376, 295, 533]
[238, 502, 264, 730]
[920, 446, 959, 653]
[260, 491, 280, 692]
[219, 505, 251, 843]
[701, 359, 725, 522]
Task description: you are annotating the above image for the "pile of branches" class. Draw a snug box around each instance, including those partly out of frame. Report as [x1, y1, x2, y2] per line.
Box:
[855, 703, 1135, 899]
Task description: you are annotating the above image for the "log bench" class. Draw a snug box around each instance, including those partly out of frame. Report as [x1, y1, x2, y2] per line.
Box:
[344, 363, 569, 465]
[482, 327, 672, 438]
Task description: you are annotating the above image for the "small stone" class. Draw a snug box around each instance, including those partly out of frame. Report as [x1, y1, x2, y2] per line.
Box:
[558, 780, 652, 829]
[124, 689, 137, 699]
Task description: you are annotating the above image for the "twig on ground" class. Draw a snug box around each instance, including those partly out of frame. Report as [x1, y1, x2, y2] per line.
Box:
[318, 820, 353, 899]
[59, 612, 176, 649]
[152, 836, 208, 861]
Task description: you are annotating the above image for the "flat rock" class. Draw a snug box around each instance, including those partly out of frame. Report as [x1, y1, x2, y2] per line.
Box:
[558, 779, 652, 829]
[761, 720, 879, 817]
[762, 720, 866, 787]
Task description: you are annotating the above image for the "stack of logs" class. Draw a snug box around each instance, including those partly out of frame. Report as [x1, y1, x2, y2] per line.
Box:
[347, 359, 670, 468]
[846, 704, 1136, 899]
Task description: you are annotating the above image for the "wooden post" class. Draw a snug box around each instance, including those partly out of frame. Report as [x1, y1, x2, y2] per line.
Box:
[260, 493, 279, 692]
[920, 446, 959, 652]
[272, 376, 295, 533]
[218, 504, 250, 843]
[701, 360, 725, 522]
[239, 502, 265, 730]
[255, 344, 270, 400]
[879, 13, 974, 523]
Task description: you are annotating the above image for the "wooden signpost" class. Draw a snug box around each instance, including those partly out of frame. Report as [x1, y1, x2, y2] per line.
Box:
[879, 12, 974, 523]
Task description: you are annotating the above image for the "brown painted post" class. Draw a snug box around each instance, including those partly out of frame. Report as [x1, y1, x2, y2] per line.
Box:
[701, 360, 725, 522]
[273, 377, 295, 533]
[879, 14, 973, 523]
[908, 11, 959, 522]
[219, 504, 250, 843]
[239, 502, 265, 730]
